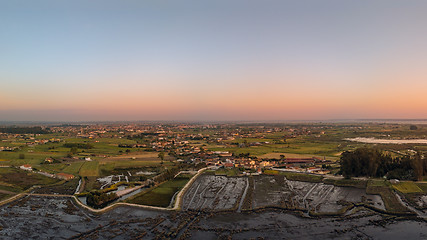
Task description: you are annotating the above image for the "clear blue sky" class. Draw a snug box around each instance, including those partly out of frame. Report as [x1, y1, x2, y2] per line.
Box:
[1, 1, 427, 121]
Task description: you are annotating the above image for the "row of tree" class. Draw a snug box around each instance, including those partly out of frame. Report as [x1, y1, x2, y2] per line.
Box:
[86, 191, 118, 209]
[153, 167, 180, 184]
[0, 126, 49, 134]
[63, 143, 94, 149]
[340, 148, 427, 180]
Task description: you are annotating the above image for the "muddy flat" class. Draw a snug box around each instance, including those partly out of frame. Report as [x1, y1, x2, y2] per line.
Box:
[1, 195, 426, 239]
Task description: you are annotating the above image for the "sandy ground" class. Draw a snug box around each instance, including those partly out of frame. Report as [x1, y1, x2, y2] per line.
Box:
[345, 137, 427, 144]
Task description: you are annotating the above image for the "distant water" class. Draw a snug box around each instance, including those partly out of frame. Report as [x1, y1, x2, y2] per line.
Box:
[345, 137, 427, 144]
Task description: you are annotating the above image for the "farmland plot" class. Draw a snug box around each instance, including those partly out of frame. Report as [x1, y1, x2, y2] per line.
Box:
[182, 175, 247, 211]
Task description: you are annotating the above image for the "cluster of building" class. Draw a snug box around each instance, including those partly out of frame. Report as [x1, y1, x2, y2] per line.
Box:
[200, 154, 332, 175]
[19, 164, 75, 180]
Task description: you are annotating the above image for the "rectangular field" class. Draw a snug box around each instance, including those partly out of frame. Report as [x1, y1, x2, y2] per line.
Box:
[79, 161, 99, 177]
[392, 182, 423, 194]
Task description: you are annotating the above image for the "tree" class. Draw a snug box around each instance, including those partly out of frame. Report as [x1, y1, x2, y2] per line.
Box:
[70, 147, 78, 154]
[158, 151, 165, 161]
[340, 147, 421, 180]
[410, 125, 418, 130]
[411, 151, 424, 181]
[18, 153, 25, 159]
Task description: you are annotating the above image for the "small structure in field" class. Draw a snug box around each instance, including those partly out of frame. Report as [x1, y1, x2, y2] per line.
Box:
[56, 173, 75, 180]
[20, 164, 32, 171]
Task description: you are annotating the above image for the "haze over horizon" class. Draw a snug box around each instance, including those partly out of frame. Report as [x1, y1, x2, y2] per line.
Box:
[2, 1, 427, 121]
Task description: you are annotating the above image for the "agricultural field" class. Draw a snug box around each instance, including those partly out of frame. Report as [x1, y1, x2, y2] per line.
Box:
[1, 122, 427, 212]
[99, 152, 175, 172]
[79, 161, 99, 177]
[62, 162, 85, 175]
[213, 168, 241, 177]
[0, 167, 60, 193]
[263, 170, 323, 183]
[392, 182, 423, 194]
[0, 192, 13, 201]
[391, 182, 427, 209]
[127, 175, 191, 207]
[33, 178, 80, 195]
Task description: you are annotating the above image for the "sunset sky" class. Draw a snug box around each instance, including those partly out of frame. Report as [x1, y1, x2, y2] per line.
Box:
[1, 1, 427, 121]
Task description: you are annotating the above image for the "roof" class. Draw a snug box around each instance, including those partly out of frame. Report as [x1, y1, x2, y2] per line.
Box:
[56, 173, 74, 178]
[283, 159, 315, 163]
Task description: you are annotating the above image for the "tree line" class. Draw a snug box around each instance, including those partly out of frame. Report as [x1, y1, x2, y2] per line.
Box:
[340, 147, 427, 180]
[0, 126, 49, 134]
[63, 143, 94, 149]
[86, 191, 118, 208]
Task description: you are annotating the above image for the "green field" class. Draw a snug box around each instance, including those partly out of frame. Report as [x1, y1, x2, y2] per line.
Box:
[263, 169, 323, 183]
[323, 178, 368, 189]
[0, 193, 13, 201]
[415, 183, 427, 192]
[214, 168, 240, 176]
[79, 161, 99, 177]
[392, 182, 423, 194]
[366, 185, 409, 213]
[62, 162, 85, 175]
[206, 135, 344, 159]
[0, 167, 60, 192]
[127, 176, 191, 207]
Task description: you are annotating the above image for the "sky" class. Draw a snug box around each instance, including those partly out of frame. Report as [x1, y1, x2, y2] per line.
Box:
[1, 0, 427, 121]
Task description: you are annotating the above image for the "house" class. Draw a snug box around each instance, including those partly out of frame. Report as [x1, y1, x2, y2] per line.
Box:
[223, 162, 234, 168]
[44, 157, 54, 163]
[56, 173, 75, 180]
[281, 158, 315, 167]
[389, 179, 400, 184]
[20, 164, 32, 171]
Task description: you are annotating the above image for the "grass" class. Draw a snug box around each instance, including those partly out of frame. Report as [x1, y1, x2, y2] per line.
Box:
[207, 136, 342, 158]
[36, 163, 67, 174]
[98, 152, 175, 171]
[0, 167, 60, 192]
[259, 152, 317, 159]
[0, 193, 13, 201]
[215, 168, 240, 176]
[0, 184, 21, 193]
[323, 178, 368, 189]
[33, 178, 79, 195]
[62, 162, 85, 175]
[79, 161, 99, 177]
[82, 176, 101, 193]
[415, 182, 427, 192]
[127, 176, 190, 207]
[366, 185, 409, 213]
[392, 182, 423, 194]
[367, 179, 390, 187]
[263, 170, 323, 183]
